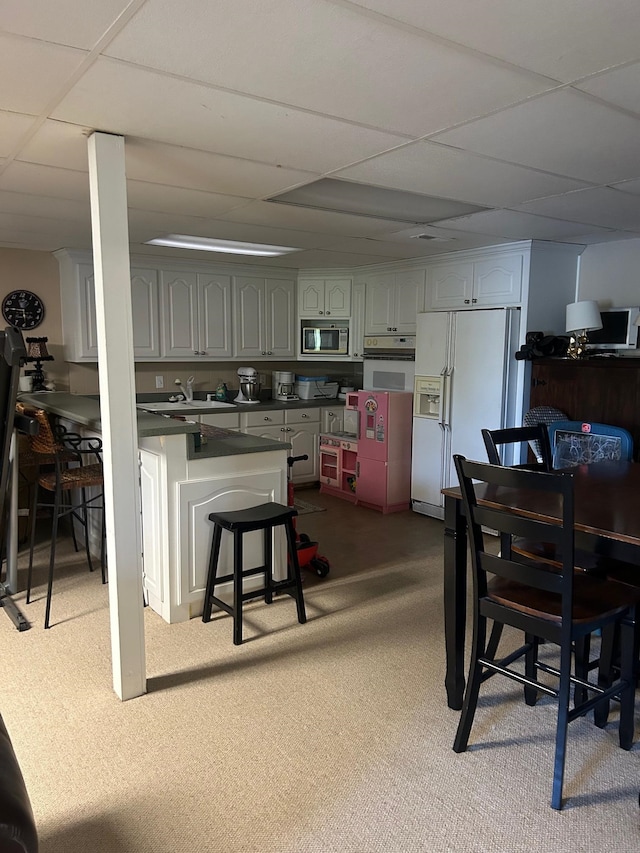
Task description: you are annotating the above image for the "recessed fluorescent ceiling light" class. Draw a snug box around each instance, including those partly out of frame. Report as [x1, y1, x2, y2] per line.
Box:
[145, 234, 301, 256]
[268, 178, 488, 223]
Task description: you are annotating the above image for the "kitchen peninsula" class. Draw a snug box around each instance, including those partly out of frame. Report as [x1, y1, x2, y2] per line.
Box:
[19, 392, 291, 623]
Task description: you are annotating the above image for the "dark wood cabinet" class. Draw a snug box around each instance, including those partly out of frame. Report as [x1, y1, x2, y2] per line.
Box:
[529, 358, 640, 459]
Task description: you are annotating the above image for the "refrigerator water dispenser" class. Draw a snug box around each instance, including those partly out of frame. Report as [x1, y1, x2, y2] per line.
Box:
[414, 376, 443, 419]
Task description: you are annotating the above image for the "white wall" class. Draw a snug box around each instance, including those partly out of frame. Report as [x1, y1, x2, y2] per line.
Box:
[578, 238, 640, 307]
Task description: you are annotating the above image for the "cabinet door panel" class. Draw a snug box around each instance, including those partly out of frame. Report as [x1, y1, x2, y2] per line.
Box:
[474, 253, 522, 306]
[199, 273, 232, 357]
[365, 274, 395, 334]
[395, 269, 425, 333]
[351, 281, 366, 360]
[234, 277, 265, 357]
[162, 271, 198, 358]
[428, 262, 474, 310]
[299, 279, 325, 316]
[265, 279, 296, 358]
[131, 268, 160, 357]
[324, 279, 351, 317]
[80, 264, 99, 357]
[286, 425, 318, 482]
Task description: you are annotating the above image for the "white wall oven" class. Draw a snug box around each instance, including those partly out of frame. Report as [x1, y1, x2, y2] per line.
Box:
[362, 335, 415, 392]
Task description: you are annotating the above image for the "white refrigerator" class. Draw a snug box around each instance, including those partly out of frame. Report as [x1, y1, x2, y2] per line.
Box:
[411, 308, 521, 519]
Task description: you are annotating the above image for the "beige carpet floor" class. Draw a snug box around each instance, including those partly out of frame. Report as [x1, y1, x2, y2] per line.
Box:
[2, 500, 640, 852]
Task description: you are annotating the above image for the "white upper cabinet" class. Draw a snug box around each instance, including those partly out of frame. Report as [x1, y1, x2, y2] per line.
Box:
[58, 252, 161, 361]
[365, 269, 426, 335]
[234, 276, 296, 359]
[350, 280, 366, 360]
[428, 252, 522, 310]
[298, 277, 352, 318]
[162, 270, 232, 359]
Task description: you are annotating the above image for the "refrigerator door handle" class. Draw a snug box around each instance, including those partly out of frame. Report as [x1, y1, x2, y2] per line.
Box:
[442, 367, 453, 428]
[438, 367, 447, 427]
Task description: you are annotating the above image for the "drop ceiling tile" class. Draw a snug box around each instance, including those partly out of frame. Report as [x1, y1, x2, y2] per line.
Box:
[433, 89, 640, 184]
[16, 119, 92, 170]
[0, 33, 87, 115]
[353, 0, 640, 82]
[284, 248, 403, 268]
[127, 182, 248, 218]
[0, 211, 92, 241]
[127, 209, 328, 249]
[52, 58, 410, 172]
[612, 178, 640, 196]
[123, 140, 315, 198]
[0, 161, 89, 200]
[433, 209, 612, 241]
[103, 0, 549, 136]
[334, 141, 589, 207]
[0, 111, 40, 158]
[516, 187, 640, 231]
[577, 62, 640, 115]
[314, 235, 441, 259]
[0, 190, 89, 221]
[223, 200, 404, 237]
[0, 0, 133, 48]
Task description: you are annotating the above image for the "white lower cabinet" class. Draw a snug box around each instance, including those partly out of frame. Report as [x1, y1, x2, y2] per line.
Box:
[199, 412, 241, 430]
[139, 435, 287, 623]
[240, 408, 320, 483]
[321, 406, 344, 434]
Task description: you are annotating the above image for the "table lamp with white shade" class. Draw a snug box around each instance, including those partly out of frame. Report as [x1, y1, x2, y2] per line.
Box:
[565, 300, 602, 359]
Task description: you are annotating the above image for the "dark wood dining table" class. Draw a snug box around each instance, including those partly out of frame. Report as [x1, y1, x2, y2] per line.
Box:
[442, 460, 640, 710]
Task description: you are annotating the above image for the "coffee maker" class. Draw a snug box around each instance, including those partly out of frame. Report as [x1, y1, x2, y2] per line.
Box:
[272, 371, 298, 402]
[234, 366, 261, 404]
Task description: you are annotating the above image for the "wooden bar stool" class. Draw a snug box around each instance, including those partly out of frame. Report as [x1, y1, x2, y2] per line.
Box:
[202, 502, 306, 645]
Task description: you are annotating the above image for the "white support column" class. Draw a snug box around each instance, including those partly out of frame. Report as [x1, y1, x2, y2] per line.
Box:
[87, 131, 146, 700]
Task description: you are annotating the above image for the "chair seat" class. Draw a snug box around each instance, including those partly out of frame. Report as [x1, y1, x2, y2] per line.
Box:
[511, 538, 604, 573]
[38, 463, 103, 492]
[208, 502, 297, 533]
[488, 573, 640, 625]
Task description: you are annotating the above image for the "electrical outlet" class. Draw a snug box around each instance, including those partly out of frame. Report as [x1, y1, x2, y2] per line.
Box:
[259, 373, 266, 386]
[155, 375, 164, 389]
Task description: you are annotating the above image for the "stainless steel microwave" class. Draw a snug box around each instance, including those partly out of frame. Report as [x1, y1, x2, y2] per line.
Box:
[301, 322, 349, 355]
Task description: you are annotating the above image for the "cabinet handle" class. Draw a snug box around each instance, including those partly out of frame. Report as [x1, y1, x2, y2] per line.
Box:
[264, 416, 271, 421]
[193, 350, 198, 355]
[326, 311, 331, 315]
[328, 411, 334, 416]
[472, 298, 477, 304]
[464, 299, 470, 304]
[532, 378, 547, 387]
[280, 427, 286, 431]
[268, 350, 273, 355]
[318, 311, 323, 315]
[301, 414, 308, 418]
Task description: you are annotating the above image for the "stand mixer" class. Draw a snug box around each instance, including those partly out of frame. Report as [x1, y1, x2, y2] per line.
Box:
[234, 366, 261, 404]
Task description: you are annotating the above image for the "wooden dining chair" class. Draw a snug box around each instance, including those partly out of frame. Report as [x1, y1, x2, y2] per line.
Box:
[452, 455, 638, 810]
[482, 424, 553, 471]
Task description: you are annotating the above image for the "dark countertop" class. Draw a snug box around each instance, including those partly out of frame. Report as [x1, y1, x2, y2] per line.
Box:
[18, 392, 199, 438]
[136, 394, 346, 414]
[17, 392, 339, 458]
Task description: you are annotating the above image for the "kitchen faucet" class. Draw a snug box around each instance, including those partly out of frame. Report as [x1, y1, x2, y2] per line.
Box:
[174, 376, 195, 402]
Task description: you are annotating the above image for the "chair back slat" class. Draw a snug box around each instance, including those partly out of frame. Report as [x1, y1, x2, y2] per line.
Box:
[454, 456, 575, 604]
[482, 424, 553, 471]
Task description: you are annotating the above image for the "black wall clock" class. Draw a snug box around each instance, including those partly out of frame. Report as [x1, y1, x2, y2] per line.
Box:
[2, 290, 45, 330]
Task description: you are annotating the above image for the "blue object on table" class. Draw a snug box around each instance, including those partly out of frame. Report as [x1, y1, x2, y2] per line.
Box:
[547, 420, 634, 469]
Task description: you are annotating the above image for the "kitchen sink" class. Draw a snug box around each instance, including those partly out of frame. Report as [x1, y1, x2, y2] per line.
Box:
[137, 400, 236, 412]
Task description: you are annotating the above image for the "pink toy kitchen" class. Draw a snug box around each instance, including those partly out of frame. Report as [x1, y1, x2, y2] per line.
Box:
[319, 390, 413, 514]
